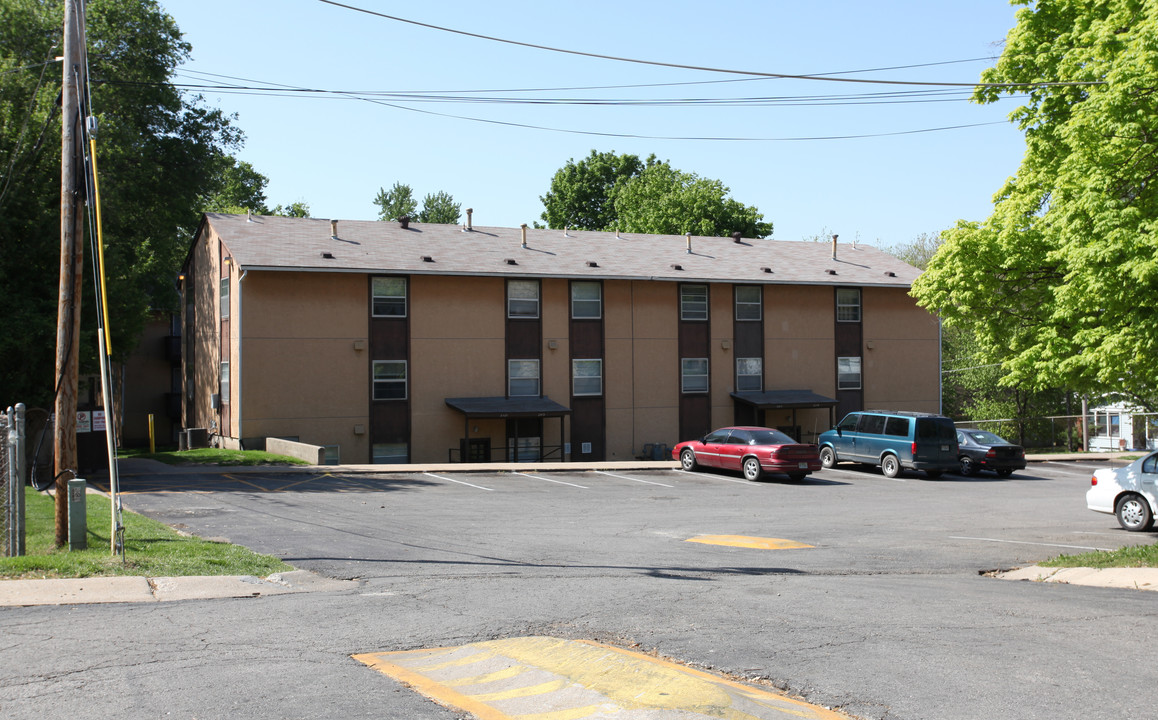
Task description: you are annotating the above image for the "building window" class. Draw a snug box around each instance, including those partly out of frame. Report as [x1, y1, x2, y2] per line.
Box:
[836, 288, 861, 322]
[509, 359, 540, 396]
[372, 276, 407, 317]
[373, 442, 408, 464]
[323, 445, 340, 465]
[680, 284, 708, 321]
[681, 358, 709, 393]
[572, 359, 603, 396]
[373, 360, 407, 400]
[220, 361, 229, 402]
[736, 357, 762, 392]
[508, 280, 540, 318]
[837, 356, 862, 390]
[1109, 414, 1121, 437]
[571, 281, 601, 319]
[220, 277, 230, 319]
[735, 285, 762, 321]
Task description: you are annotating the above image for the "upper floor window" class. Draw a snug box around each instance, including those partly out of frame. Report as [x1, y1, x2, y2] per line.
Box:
[220, 277, 230, 319]
[219, 361, 230, 402]
[508, 280, 540, 318]
[836, 288, 861, 322]
[681, 358, 709, 393]
[837, 356, 862, 390]
[571, 281, 602, 319]
[373, 360, 408, 400]
[572, 358, 603, 396]
[680, 284, 708, 321]
[735, 285, 762, 321]
[509, 359, 540, 396]
[736, 357, 762, 392]
[372, 277, 407, 317]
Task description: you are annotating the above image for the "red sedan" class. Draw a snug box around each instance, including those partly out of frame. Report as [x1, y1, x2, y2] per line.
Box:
[672, 426, 822, 481]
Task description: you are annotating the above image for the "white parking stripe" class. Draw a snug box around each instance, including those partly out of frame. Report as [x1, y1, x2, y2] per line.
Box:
[673, 469, 761, 486]
[514, 471, 589, 489]
[595, 470, 675, 488]
[949, 536, 1114, 552]
[422, 472, 494, 491]
[822, 467, 904, 481]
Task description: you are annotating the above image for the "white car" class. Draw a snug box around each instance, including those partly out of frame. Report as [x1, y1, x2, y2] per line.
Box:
[1087, 452, 1158, 531]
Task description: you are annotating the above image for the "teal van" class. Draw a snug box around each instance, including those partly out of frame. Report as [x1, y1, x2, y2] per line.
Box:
[817, 411, 958, 479]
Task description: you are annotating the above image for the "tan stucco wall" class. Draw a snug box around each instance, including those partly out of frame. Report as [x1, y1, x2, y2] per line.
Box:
[238, 271, 369, 459]
[862, 287, 941, 413]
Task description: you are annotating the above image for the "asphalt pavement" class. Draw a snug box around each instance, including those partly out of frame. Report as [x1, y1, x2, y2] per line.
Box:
[2, 451, 1154, 607]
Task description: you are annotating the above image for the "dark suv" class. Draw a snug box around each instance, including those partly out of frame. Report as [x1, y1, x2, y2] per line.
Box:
[817, 411, 959, 479]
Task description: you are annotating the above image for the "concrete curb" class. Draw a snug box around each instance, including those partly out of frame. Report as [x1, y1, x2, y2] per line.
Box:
[0, 570, 358, 607]
[995, 565, 1158, 591]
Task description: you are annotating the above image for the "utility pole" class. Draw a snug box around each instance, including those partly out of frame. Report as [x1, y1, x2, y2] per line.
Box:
[54, 0, 86, 547]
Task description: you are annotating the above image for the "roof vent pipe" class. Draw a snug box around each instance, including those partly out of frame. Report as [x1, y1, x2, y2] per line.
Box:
[732, 231, 743, 243]
[330, 219, 338, 238]
[466, 208, 473, 231]
[831, 234, 838, 260]
[400, 215, 410, 230]
[520, 223, 528, 248]
[246, 209, 253, 223]
[564, 225, 570, 238]
[686, 233, 692, 254]
[615, 229, 620, 239]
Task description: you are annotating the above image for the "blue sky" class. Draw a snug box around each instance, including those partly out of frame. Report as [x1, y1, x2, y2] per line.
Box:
[158, 0, 1026, 248]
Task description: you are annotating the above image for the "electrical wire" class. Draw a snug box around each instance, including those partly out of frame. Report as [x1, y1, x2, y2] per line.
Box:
[316, 0, 1101, 89]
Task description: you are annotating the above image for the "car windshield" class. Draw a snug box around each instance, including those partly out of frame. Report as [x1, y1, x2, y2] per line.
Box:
[967, 431, 1007, 444]
[749, 429, 796, 445]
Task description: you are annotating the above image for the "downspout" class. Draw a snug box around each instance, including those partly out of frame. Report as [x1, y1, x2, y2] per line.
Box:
[237, 268, 248, 444]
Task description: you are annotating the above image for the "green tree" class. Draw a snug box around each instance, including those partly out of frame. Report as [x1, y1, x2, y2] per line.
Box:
[202, 156, 269, 214]
[539, 149, 646, 230]
[373, 182, 417, 221]
[911, 0, 1158, 409]
[271, 201, 310, 218]
[613, 162, 772, 238]
[417, 190, 460, 224]
[0, 0, 241, 408]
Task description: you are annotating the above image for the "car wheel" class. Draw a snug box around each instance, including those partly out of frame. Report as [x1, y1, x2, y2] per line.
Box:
[680, 449, 698, 472]
[925, 470, 943, 480]
[959, 455, 977, 476]
[819, 446, 836, 469]
[995, 468, 1014, 478]
[787, 473, 806, 482]
[1115, 494, 1154, 532]
[881, 454, 901, 479]
[742, 457, 763, 481]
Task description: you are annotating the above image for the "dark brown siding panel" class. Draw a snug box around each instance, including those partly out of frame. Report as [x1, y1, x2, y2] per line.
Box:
[369, 275, 411, 461]
[834, 322, 861, 358]
[506, 320, 542, 359]
[734, 324, 762, 358]
[679, 322, 709, 357]
[571, 321, 602, 358]
[570, 397, 605, 459]
[371, 320, 408, 357]
[680, 395, 711, 442]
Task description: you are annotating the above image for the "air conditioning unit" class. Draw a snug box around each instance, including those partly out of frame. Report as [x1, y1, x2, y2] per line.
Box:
[210, 393, 221, 409]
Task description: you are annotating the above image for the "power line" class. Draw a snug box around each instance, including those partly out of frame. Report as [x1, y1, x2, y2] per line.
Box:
[316, 0, 1100, 89]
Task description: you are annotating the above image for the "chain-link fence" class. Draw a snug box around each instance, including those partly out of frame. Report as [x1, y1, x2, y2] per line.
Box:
[2, 404, 27, 557]
[956, 412, 1158, 452]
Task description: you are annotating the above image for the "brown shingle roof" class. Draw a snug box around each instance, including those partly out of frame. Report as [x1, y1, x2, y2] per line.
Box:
[203, 213, 920, 287]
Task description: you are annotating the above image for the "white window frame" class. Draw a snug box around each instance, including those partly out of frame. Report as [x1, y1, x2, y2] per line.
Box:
[836, 288, 861, 322]
[372, 442, 409, 464]
[508, 280, 540, 318]
[837, 356, 862, 390]
[371, 276, 407, 317]
[572, 358, 603, 396]
[680, 284, 709, 321]
[736, 357, 762, 392]
[508, 359, 541, 397]
[571, 281, 602, 319]
[219, 361, 229, 403]
[373, 360, 408, 400]
[734, 285, 762, 321]
[220, 276, 230, 320]
[681, 358, 709, 393]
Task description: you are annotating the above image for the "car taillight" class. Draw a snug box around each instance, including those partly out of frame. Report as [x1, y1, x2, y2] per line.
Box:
[986, 448, 997, 458]
[1091, 477, 1097, 486]
[911, 442, 917, 458]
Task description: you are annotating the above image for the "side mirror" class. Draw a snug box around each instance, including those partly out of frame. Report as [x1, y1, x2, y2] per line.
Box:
[835, 427, 843, 437]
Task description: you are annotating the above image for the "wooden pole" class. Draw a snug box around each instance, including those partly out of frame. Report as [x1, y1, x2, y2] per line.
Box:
[54, 0, 85, 547]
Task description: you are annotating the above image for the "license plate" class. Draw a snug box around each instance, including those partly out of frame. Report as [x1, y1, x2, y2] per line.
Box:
[941, 444, 950, 451]
[798, 462, 808, 469]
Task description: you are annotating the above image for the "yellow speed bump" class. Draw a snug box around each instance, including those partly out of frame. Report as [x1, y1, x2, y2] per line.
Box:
[355, 636, 845, 719]
[686, 535, 814, 550]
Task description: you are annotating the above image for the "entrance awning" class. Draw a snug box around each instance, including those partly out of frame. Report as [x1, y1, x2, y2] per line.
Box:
[445, 396, 572, 418]
[729, 389, 838, 410]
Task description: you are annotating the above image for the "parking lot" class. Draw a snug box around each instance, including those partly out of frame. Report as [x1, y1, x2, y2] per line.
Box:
[10, 458, 1155, 720]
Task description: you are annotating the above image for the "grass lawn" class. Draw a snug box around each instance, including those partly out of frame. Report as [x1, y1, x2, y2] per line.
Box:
[0, 486, 293, 580]
[1039, 540, 1158, 569]
[121, 447, 309, 466]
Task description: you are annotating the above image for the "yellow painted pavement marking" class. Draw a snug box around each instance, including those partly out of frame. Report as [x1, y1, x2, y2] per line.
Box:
[355, 636, 846, 719]
[686, 535, 814, 549]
